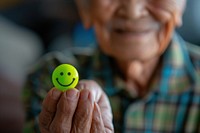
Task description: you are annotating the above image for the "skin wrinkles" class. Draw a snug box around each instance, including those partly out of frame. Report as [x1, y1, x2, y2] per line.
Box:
[89, 1, 158, 61]
[146, 0, 178, 55]
[87, 0, 185, 62]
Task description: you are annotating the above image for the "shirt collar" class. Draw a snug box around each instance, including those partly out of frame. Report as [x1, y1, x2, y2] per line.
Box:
[152, 33, 196, 95]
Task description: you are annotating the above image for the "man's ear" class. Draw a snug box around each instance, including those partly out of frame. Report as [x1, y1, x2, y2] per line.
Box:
[174, 12, 183, 27]
[75, 0, 92, 29]
[175, 1, 186, 27]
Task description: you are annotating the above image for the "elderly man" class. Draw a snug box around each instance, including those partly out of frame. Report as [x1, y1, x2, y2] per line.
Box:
[23, 0, 200, 132]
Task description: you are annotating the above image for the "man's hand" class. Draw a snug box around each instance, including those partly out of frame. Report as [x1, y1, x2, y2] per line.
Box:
[39, 80, 114, 133]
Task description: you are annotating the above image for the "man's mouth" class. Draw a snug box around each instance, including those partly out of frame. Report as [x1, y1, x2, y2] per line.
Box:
[110, 18, 159, 36]
[113, 28, 151, 35]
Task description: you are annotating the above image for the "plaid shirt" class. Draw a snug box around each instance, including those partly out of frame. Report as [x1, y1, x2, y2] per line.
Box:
[22, 33, 200, 133]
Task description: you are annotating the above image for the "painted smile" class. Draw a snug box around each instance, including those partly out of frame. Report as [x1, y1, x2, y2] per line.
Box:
[56, 78, 75, 87]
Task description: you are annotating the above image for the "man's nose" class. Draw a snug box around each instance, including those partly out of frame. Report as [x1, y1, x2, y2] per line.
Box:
[118, 0, 148, 19]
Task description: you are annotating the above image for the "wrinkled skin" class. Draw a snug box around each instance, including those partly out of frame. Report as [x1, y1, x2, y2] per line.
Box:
[77, 0, 186, 61]
[39, 0, 186, 133]
[39, 80, 113, 133]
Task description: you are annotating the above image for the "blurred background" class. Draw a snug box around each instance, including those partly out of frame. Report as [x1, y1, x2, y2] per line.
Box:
[0, 0, 199, 132]
[0, 0, 97, 132]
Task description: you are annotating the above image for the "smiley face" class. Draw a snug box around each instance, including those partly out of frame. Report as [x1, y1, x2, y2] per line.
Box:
[52, 64, 79, 91]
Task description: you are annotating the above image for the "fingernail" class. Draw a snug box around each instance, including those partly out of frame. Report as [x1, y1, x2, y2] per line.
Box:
[76, 83, 85, 91]
[52, 89, 61, 100]
[66, 89, 79, 99]
[80, 89, 90, 101]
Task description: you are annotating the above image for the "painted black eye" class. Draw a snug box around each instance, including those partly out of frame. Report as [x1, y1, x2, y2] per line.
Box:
[68, 72, 71, 76]
[60, 72, 64, 76]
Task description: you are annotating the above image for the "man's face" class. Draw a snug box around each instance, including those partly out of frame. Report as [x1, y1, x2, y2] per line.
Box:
[78, 0, 186, 61]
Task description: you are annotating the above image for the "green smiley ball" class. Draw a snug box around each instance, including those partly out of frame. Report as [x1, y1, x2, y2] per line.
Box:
[52, 64, 79, 91]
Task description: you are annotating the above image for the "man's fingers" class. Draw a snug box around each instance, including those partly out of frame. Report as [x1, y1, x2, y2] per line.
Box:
[49, 89, 80, 133]
[76, 80, 114, 133]
[76, 80, 102, 101]
[90, 102, 105, 133]
[39, 88, 62, 131]
[99, 94, 114, 133]
[71, 89, 94, 133]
